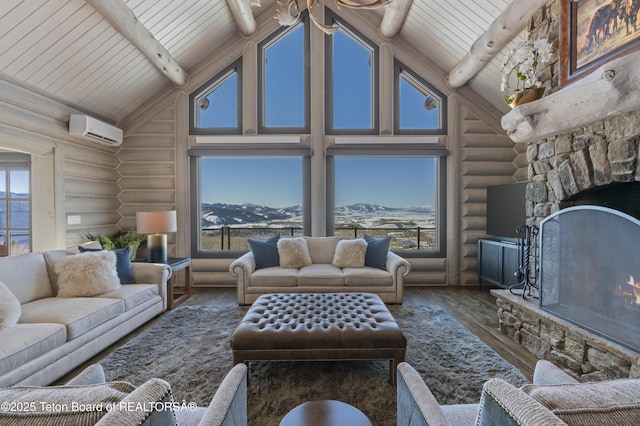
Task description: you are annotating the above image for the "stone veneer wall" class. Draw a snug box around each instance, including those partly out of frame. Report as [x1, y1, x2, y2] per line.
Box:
[525, 110, 640, 226]
[523, 0, 640, 224]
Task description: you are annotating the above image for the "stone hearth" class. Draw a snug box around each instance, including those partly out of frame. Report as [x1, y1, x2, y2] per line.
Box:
[493, 289, 640, 381]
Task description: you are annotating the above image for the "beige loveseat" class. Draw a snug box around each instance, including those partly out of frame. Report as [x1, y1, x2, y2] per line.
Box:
[230, 236, 410, 305]
[397, 359, 640, 425]
[0, 363, 247, 425]
[0, 248, 170, 387]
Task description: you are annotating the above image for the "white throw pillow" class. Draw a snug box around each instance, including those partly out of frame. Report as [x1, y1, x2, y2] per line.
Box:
[332, 239, 367, 268]
[55, 251, 121, 297]
[277, 237, 312, 269]
[0, 280, 21, 331]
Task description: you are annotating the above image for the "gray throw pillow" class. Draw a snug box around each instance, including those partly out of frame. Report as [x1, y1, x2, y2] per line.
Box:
[248, 233, 281, 270]
[363, 234, 391, 270]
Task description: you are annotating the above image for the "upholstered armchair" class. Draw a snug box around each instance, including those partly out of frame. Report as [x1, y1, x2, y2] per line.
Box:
[0, 364, 247, 426]
[397, 360, 640, 425]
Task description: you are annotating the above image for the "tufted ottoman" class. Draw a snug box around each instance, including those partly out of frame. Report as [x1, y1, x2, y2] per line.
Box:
[230, 292, 406, 385]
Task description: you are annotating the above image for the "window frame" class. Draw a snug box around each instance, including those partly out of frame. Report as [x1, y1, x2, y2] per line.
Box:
[324, 10, 379, 135]
[394, 60, 448, 135]
[326, 146, 447, 257]
[0, 153, 32, 256]
[189, 147, 311, 258]
[257, 13, 310, 134]
[189, 58, 243, 135]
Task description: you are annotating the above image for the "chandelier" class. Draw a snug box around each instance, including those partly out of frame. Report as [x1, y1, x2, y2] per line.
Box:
[251, 0, 392, 35]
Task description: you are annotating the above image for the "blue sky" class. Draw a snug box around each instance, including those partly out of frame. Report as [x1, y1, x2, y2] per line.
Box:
[198, 19, 439, 210]
[202, 157, 302, 207]
[1, 170, 29, 195]
[201, 157, 436, 208]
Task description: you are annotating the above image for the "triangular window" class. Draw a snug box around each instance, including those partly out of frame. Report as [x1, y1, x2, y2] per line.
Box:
[326, 12, 378, 134]
[189, 59, 242, 134]
[395, 61, 447, 134]
[258, 15, 309, 133]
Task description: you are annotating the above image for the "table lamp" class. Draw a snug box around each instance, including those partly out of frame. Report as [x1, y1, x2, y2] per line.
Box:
[136, 210, 177, 263]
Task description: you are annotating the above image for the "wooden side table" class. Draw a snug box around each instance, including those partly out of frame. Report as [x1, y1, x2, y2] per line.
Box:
[280, 400, 372, 426]
[165, 257, 191, 310]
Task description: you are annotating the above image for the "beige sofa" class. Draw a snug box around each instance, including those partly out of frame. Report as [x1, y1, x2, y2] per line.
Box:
[0, 363, 247, 425]
[0, 249, 170, 387]
[230, 236, 410, 305]
[397, 359, 640, 425]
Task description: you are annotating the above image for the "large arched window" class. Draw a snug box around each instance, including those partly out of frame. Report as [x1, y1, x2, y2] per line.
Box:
[188, 8, 448, 258]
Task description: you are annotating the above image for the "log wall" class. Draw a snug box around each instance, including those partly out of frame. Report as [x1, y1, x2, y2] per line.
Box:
[0, 78, 120, 250]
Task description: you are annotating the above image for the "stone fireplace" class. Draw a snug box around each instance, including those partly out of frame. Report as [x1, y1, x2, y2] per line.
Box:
[494, 109, 640, 381]
[491, 0, 640, 382]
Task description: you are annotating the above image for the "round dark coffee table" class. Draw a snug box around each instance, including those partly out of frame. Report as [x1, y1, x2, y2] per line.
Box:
[279, 400, 372, 426]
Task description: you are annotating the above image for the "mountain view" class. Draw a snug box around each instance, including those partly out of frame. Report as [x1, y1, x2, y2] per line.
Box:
[200, 201, 437, 251]
[201, 202, 435, 230]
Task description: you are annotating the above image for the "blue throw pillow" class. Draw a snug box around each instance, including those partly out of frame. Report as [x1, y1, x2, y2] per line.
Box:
[248, 233, 281, 270]
[78, 246, 135, 284]
[363, 234, 391, 270]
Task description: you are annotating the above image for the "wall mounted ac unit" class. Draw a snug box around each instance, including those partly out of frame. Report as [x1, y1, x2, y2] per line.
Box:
[69, 114, 123, 146]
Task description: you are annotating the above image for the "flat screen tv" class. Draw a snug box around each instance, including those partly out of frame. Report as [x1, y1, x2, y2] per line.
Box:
[486, 182, 528, 239]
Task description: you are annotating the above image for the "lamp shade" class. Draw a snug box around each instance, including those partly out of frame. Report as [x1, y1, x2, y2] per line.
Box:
[136, 210, 177, 234]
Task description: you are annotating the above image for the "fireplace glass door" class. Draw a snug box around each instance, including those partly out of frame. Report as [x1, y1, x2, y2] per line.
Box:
[539, 206, 640, 353]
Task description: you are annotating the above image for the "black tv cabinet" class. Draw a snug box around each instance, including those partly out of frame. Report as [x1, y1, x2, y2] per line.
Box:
[477, 239, 519, 289]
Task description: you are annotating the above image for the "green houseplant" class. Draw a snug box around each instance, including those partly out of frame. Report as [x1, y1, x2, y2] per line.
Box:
[84, 230, 146, 261]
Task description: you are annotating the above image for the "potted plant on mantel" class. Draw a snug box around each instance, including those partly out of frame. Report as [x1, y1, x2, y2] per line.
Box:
[84, 230, 146, 261]
[501, 38, 552, 108]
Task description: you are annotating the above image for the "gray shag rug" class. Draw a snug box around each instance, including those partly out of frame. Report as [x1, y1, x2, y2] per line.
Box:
[99, 304, 527, 426]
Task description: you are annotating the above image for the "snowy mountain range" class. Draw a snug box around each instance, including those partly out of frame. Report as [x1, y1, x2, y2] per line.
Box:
[201, 202, 434, 228]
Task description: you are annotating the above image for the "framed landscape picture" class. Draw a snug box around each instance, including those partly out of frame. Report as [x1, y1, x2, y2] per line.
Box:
[560, 0, 640, 86]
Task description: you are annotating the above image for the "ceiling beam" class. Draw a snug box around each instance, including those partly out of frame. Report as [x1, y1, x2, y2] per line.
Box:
[380, 0, 413, 38]
[446, 0, 548, 89]
[226, 0, 257, 37]
[85, 0, 188, 87]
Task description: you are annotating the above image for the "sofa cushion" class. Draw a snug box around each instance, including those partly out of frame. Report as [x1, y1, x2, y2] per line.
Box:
[20, 297, 125, 340]
[79, 246, 135, 284]
[250, 267, 299, 287]
[343, 267, 393, 286]
[0, 323, 67, 378]
[0, 381, 136, 425]
[55, 251, 121, 298]
[248, 233, 281, 270]
[0, 252, 53, 304]
[0, 280, 21, 331]
[43, 249, 81, 294]
[278, 237, 312, 269]
[331, 239, 367, 268]
[303, 236, 341, 264]
[522, 378, 640, 425]
[100, 284, 159, 311]
[363, 234, 391, 270]
[298, 264, 345, 286]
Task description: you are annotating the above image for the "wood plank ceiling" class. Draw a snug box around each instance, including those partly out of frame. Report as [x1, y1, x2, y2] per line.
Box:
[0, 0, 526, 124]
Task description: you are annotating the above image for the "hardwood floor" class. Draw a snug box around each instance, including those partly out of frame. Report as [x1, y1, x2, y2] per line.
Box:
[59, 286, 539, 383]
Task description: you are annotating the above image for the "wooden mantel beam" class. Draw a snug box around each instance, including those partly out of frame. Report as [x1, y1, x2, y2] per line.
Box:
[85, 0, 188, 87]
[226, 0, 257, 37]
[446, 0, 548, 89]
[501, 51, 640, 143]
[380, 0, 413, 38]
